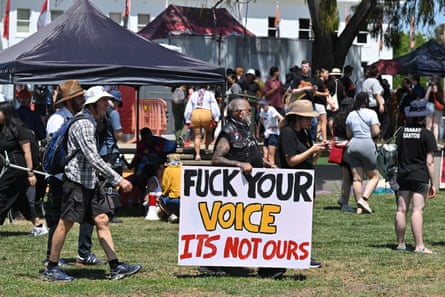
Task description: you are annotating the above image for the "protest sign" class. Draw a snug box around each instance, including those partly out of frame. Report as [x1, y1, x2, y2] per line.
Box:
[178, 166, 314, 269]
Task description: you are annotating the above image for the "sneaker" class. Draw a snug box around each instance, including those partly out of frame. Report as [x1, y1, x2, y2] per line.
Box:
[110, 262, 142, 280]
[76, 253, 107, 265]
[31, 224, 48, 236]
[43, 258, 68, 267]
[168, 214, 179, 224]
[257, 267, 286, 279]
[310, 258, 322, 268]
[42, 267, 74, 282]
[340, 204, 355, 212]
[198, 266, 227, 276]
[357, 198, 372, 214]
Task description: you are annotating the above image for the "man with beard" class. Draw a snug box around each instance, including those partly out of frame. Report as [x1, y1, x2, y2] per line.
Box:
[44, 81, 107, 268]
[197, 98, 281, 278]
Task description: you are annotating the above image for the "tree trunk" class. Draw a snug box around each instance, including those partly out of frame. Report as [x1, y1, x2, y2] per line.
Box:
[309, 0, 377, 71]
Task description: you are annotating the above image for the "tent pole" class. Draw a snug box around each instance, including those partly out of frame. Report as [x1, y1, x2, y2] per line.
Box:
[135, 86, 140, 143]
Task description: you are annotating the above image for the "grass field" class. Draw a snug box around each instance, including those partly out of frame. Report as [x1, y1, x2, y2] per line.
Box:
[1, 191, 445, 297]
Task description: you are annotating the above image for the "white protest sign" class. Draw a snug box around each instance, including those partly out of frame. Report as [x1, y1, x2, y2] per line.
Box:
[178, 166, 314, 269]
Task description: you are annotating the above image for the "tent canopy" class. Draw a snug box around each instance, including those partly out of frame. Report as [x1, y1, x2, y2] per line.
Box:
[395, 40, 445, 76]
[138, 4, 254, 40]
[0, 0, 225, 85]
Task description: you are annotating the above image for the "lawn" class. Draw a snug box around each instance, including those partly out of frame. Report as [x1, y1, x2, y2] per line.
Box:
[1, 191, 445, 297]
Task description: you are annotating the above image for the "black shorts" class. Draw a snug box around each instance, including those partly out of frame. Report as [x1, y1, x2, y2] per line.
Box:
[61, 179, 113, 223]
[397, 180, 429, 195]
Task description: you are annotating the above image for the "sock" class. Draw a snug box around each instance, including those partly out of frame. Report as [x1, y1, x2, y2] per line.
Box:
[109, 259, 119, 269]
[47, 260, 58, 270]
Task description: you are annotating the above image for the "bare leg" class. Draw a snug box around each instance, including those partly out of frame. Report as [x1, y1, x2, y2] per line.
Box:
[351, 166, 364, 203]
[94, 213, 118, 261]
[49, 219, 74, 263]
[362, 169, 380, 199]
[395, 190, 410, 248]
[411, 192, 427, 251]
[268, 145, 277, 167]
[193, 127, 202, 160]
[319, 114, 327, 142]
[341, 166, 352, 205]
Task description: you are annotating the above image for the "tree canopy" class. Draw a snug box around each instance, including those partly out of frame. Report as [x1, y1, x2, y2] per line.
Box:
[216, 0, 445, 71]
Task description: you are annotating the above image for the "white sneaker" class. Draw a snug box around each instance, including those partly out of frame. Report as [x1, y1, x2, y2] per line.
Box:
[168, 214, 179, 224]
[31, 224, 48, 236]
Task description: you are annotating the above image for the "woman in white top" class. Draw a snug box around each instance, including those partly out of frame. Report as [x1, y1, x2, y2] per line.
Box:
[184, 87, 221, 161]
[345, 92, 381, 214]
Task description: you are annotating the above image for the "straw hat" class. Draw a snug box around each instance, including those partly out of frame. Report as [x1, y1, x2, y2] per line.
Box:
[285, 100, 318, 117]
[57, 80, 85, 104]
[329, 67, 343, 76]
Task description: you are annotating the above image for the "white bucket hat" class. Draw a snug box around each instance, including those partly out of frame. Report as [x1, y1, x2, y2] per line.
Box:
[84, 86, 114, 106]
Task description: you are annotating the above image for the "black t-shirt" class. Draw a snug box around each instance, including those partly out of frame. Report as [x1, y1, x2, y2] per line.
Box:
[312, 77, 327, 105]
[291, 75, 314, 102]
[278, 126, 314, 169]
[0, 124, 29, 166]
[239, 79, 260, 97]
[326, 78, 346, 104]
[396, 125, 436, 183]
[341, 76, 355, 98]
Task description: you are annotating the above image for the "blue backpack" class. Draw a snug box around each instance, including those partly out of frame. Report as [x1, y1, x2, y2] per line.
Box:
[42, 114, 86, 174]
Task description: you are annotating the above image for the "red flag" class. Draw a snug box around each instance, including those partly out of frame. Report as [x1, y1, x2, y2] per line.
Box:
[122, 0, 131, 29]
[3, 0, 10, 40]
[37, 0, 51, 30]
[274, 2, 280, 38]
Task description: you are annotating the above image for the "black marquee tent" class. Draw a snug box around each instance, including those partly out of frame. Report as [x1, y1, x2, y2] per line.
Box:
[0, 0, 225, 85]
[395, 39, 445, 76]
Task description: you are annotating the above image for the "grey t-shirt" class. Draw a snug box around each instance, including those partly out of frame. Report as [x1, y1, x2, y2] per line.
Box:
[362, 78, 384, 107]
[346, 108, 380, 138]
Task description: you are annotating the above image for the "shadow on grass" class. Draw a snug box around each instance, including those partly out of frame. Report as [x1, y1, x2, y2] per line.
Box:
[0, 231, 31, 237]
[38, 266, 108, 280]
[369, 243, 415, 251]
[175, 272, 307, 281]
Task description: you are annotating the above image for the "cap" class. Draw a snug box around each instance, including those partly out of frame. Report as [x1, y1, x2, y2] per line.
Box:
[246, 69, 256, 76]
[109, 89, 123, 107]
[258, 99, 268, 105]
[84, 86, 114, 106]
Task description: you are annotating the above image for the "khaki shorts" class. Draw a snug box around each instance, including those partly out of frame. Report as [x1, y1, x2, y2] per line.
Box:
[191, 108, 212, 129]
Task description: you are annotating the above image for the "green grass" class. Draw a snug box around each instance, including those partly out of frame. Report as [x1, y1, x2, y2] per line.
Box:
[2, 193, 445, 297]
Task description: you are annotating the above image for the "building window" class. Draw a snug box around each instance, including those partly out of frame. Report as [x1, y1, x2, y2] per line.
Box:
[267, 16, 277, 37]
[298, 18, 312, 40]
[109, 12, 122, 24]
[357, 31, 368, 43]
[17, 9, 31, 33]
[137, 14, 150, 31]
[50, 10, 63, 21]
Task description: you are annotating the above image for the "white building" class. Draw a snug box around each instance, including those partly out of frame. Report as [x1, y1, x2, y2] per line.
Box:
[2, 0, 392, 66]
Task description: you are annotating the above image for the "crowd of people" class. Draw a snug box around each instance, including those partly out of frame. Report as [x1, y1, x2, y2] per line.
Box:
[0, 58, 442, 281]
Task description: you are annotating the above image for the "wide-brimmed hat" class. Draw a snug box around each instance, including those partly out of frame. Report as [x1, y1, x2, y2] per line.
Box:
[84, 86, 114, 106]
[285, 100, 318, 117]
[330, 67, 343, 76]
[405, 99, 432, 118]
[57, 80, 85, 104]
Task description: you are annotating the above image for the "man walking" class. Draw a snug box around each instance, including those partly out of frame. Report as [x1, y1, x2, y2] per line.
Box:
[42, 86, 140, 282]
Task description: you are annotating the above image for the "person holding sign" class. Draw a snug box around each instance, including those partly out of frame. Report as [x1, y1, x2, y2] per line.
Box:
[278, 99, 329, 268]
[201, 98, 282, 278]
